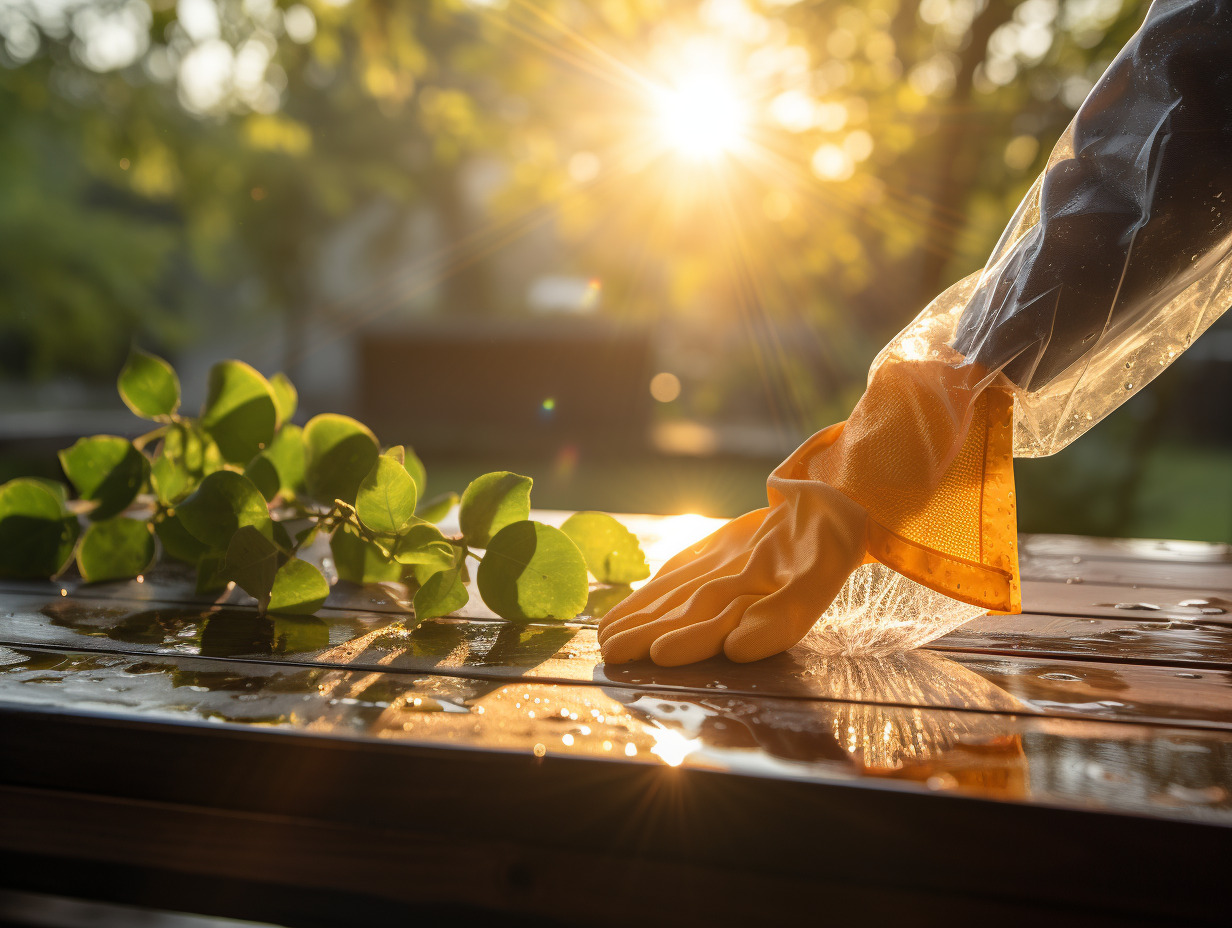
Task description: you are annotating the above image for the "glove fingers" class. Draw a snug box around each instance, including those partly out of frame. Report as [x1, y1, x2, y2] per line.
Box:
[723, 571, 851, 663]
[648, 593, 761, 666]
[599, 553, 757, 663]
[597, 568, 716, 647]
[598, 556, 720, 639]
[598, 513, 765, 638]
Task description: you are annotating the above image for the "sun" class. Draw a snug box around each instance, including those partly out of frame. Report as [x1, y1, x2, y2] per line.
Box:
[652, 69, 750, 161]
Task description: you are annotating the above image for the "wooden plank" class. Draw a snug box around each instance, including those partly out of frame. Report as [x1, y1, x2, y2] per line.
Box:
[5, 584, 1232, 731]
[1021, 580, 1232, 623]
[1020, 534, 1232, 591]
[936, 613, 1232, 668]
[1, 645, 1231, 827]
[1, 714, 1227, 926]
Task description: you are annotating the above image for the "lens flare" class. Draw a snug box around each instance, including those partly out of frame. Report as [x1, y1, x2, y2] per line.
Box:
[652, 71, 750, 161]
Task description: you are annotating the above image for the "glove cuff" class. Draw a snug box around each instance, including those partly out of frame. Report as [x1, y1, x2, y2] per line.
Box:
[783, 359, 1020, 613]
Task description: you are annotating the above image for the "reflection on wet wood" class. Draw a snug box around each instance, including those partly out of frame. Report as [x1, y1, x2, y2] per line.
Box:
[938, 613, 1232, 668]
[2, 519, 1231, 924]
[1021, 581, 1232, 623]
[2, 644, 1230, 824]
[1, 520, 1231, 826]
[1020, 534, 1232, 591]
[5, 590, 1232, 732]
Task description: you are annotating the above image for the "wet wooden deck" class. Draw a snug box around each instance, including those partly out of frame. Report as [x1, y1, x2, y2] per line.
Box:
[0, 514, 1229, 925]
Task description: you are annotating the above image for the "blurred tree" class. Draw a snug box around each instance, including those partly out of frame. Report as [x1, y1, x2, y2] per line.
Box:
[0, 0, 1151, 406]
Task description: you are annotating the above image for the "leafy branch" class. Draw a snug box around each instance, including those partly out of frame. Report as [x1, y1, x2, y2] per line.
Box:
[0, 351, 648, 623]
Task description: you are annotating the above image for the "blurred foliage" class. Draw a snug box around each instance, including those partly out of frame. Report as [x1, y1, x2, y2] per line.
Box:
[13, 0, 1219, 540]
[0, 0, 1150, 391]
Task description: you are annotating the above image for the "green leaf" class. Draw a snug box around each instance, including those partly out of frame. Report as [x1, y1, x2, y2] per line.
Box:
[356, 453, 418, 535]
[153, 511, 210, 564]
[196, 552, 229, 594]
[244, 453, 282, 502]
[476, 520, 588, 621]
[303, 414, 379, 506]
[403, 447, 427, 498]
[561, 511, 650, 584]
[459, 471, 532, 548]
[272, 615, 328, 653]
[76, 518, 155, 582]
[151, 424, 222, 505]
[199, 360, 278, 464]
[413, 568, 468, 621]
[118, 348, 180, 419]
[269, 559, 330, 615]
[59, 435, 149, 520]
[0, 478, 80, 580]
[25, 478, 70, 506]
[584, 584, 634, 619]
[224, 525, 280, 611]
[264, 424, 306, 495]
[177, 470, 272, 549]
[391, 523, 456, 574]
[268, 371, 298, 424]
[416, 491, 459, 523]
[330, 524, 403, 584]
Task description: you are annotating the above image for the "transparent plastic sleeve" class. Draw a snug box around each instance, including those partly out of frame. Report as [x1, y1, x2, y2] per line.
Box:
[874, 0, 1232, 457]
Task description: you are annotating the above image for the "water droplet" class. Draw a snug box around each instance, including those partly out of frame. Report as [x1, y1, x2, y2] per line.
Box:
[1040, 671, 1082, 682]
[1201, 607, 1226, 615]
[625, 743, 638, 757]
[1113, 602, 1160, 611]
[1065, 577, 1084, 584]
[1124, 382, 1134, 391]
[533, 743, 546, 757]
[1175, 672, 1203, 679]
[1098, 700, 1125, 708]
[1165, 783, 1227, 804]
[1071, 556, 1082, 564]
[561, 734, 574, 746]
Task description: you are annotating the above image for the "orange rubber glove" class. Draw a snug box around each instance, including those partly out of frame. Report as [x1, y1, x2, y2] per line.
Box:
[598, 356, 1019, 665]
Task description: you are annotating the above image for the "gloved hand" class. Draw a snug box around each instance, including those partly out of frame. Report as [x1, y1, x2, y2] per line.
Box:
[599, 356, 1020, 665]
[598, 445, 868, 665]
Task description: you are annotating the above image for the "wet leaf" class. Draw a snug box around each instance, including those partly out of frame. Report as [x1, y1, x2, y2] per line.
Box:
[303, 413, 379, 506]
[330, 524, 402, 584]
[413, 568, 468, 621]
[561, 511, 650, 584]
[268, 371, 298, 424]
[177, 470, 272, 549]
[59, 435, 149, 520]
[269, 558, 330, 615]
[0, 478, 80, 580]
[118, 348, 180, 419]
[77, 517, 156, 582]
[459, 471, 532, 548]
[356, 452, 417, 535]
[200, 360, 278, 464]
[476, 520, 588, 621]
